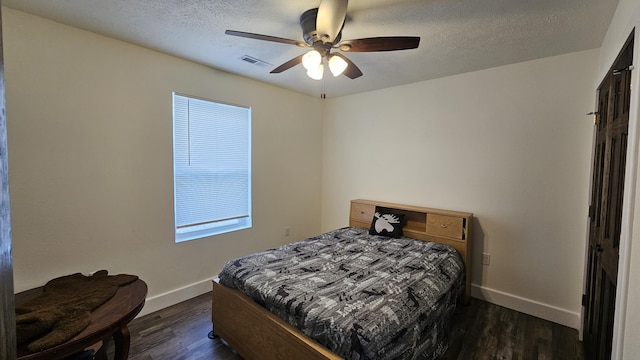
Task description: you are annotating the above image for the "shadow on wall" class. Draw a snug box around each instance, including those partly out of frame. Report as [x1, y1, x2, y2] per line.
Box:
[470, 216, 485, 288]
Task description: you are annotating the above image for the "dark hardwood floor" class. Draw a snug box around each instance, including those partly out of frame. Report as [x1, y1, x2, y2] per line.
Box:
[125, 292, 584, 360]
[445, 300, 584, 360]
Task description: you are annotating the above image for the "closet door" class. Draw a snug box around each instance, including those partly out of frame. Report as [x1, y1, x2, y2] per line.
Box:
[0, 4, 17, 360]
[583, 31, 633, 360]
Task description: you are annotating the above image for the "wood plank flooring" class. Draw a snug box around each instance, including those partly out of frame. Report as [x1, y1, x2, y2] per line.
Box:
[124, 292, 584, 360]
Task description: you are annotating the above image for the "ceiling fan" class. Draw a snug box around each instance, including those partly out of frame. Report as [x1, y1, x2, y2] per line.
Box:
[225, 0, 420, 80]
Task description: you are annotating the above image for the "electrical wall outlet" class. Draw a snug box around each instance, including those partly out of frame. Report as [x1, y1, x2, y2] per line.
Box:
[482, 253, 491, 266]
[285, 227, 290, 236]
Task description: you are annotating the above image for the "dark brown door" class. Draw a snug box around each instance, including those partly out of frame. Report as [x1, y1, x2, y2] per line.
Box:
[584, 32, 633, 360]
[0, 4, 18, 360]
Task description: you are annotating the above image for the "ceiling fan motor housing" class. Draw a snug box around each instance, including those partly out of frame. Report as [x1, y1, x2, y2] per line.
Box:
[300, 8, 342, 46]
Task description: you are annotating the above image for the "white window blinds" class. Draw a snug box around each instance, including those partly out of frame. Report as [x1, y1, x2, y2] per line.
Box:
[173, 93, 251, 241]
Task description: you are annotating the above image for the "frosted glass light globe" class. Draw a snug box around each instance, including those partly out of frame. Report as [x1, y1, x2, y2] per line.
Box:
[328, 55, 348, 77]
[302, 50, 322, 70]
[307, 64, 324, 80]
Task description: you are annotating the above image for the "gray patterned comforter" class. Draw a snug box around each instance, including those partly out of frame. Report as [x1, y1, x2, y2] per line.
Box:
[218, 227, 464, 360]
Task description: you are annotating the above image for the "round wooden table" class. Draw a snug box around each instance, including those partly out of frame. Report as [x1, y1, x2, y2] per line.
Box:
[16, 279, 147, 360]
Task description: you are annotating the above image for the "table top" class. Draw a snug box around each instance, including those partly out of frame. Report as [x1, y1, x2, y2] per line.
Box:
[16, 278, 148, 360]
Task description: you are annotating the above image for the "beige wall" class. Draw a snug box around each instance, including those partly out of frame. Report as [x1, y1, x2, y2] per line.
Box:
[599, 0, 640, 358]
[321, 49, 599, 328]
[3, 8, 323, 314]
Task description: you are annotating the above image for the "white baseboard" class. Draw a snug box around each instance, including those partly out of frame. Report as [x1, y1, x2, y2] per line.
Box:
[137, 278, 213, 318]
[471, 284, 581, 330]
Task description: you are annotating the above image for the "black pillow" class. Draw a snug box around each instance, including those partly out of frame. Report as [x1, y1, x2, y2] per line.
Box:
[369, 212, 405, 238]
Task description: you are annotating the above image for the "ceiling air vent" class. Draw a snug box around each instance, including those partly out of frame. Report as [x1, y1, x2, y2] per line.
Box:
[239, 55, 271, 68]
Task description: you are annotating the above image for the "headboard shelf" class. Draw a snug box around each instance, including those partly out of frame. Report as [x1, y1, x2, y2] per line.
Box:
[404, 222, 426, 232]
[349, 199, 473, 303]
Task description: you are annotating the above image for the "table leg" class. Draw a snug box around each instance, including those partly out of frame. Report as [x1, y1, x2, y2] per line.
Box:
[113, 324, 131, 360]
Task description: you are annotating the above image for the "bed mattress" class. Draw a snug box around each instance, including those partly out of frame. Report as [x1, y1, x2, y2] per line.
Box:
[218, 227, 464, 360]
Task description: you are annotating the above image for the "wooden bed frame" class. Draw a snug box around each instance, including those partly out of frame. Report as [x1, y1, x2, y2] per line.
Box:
[211, 199, 473, 360]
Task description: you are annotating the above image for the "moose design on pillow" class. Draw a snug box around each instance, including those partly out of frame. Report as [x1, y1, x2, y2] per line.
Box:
[369, 211, 405, 238]
[374, 212, 401, 232]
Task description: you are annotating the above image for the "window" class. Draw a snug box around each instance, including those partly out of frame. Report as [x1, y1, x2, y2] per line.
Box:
[173, 93, 251, 242]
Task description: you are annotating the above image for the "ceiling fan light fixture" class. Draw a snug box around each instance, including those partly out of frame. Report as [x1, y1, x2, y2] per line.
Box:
[307, 63, 324, 80]
[328, 55, 348, 77]
[302, 50, 322, 70]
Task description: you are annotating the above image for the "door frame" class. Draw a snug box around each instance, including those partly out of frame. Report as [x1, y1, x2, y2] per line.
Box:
[581, 29, 638, 359]
[610, 29, 639, 360]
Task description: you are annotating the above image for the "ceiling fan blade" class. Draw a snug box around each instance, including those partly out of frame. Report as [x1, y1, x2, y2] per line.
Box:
[225, 30, 306, 47]
[270, 54, 305, 74]
[333, 53, 362, 79]
[337, 37, 420, 52]
[316, 0, 348, 44]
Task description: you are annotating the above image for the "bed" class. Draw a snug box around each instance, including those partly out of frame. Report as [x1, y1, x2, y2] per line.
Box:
[211, 199, 473, 360]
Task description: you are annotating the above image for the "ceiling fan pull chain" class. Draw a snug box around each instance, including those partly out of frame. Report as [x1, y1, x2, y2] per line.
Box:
[321, 77, 326, 99]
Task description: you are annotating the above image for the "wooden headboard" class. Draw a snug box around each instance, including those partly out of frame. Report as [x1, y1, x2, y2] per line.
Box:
[349, 199, 473, 303]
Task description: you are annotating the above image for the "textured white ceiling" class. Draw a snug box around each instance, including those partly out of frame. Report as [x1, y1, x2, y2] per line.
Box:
[3, 0, 619, 98]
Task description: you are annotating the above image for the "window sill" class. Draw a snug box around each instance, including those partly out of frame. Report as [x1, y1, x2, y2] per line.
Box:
[175, 221, 251, 243]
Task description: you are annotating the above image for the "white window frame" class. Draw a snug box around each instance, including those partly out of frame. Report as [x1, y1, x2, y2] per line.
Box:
[172, 93, 252, 242]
